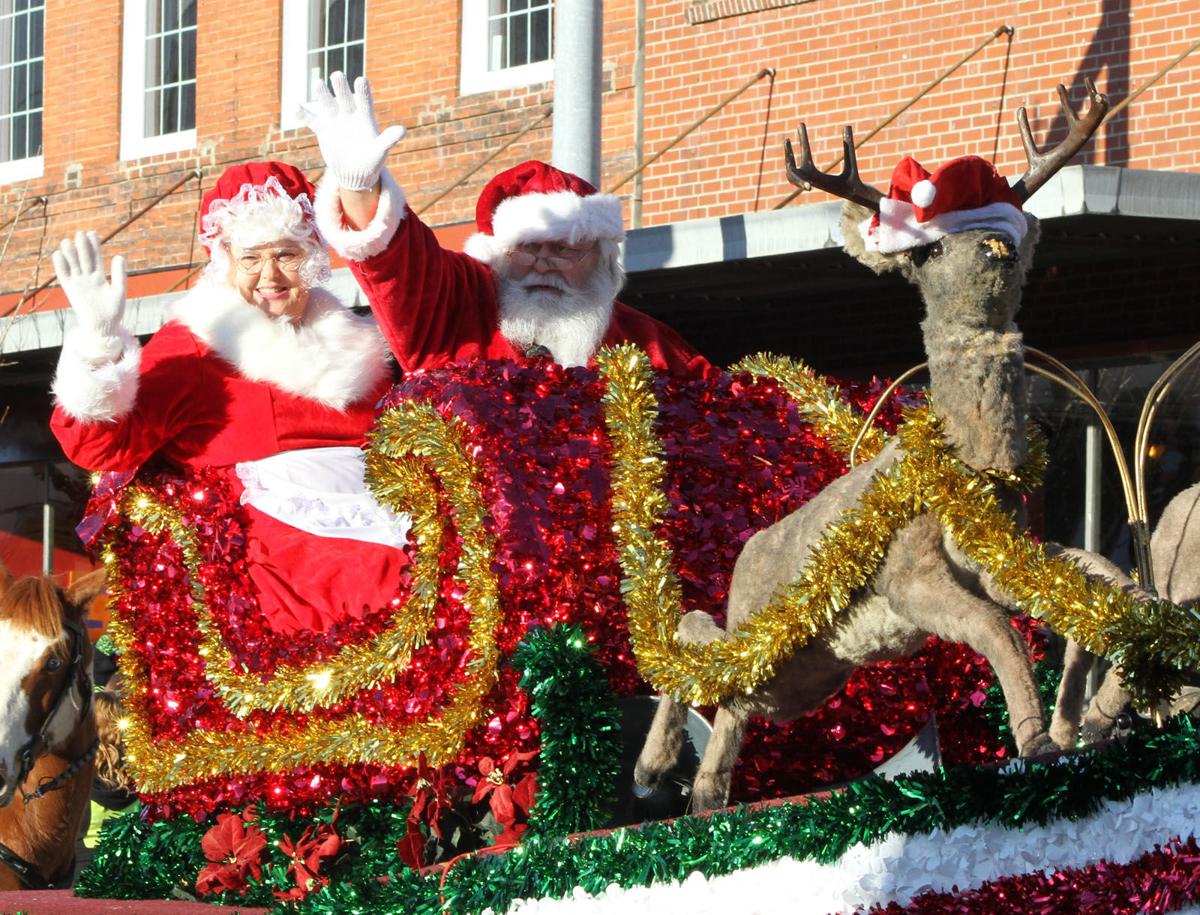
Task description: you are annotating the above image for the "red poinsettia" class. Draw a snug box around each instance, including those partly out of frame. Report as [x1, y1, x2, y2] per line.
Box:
[195, 807, 268, 896]
[395, 753, 457, 870]
[472, 750, 538, 846]
[273, 822, 343, 902]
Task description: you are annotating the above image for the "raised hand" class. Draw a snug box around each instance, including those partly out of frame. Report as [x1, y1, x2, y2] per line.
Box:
[297, 71, 407, 191]
[52, 231, 128, 362]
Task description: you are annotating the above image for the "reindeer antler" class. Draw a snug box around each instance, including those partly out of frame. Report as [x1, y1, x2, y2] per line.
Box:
[1015, 79, 1110, 201]
[784, 124, 884, 212]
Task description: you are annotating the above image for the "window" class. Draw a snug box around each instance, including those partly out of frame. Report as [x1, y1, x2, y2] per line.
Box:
[0, 0, 45, 183]
[460, 0, 554, 97]
[281, 1, 367, 131]
[120, 0, 197, 160]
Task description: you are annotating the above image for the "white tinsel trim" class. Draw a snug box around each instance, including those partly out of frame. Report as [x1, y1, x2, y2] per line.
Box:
[860, 199, 1028, 254]
[497, 780, 1200, 914]
[464, 190, 625, 266]
[51, 326, 141, 422]
[171, 280, 390, 409]
[313, 169, 406, 262]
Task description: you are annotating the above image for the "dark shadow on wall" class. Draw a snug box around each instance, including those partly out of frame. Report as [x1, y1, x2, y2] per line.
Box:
[1040, 0, 1130, 167]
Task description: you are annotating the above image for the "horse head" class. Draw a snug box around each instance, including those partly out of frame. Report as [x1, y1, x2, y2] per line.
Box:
[0, 564, 105, 807]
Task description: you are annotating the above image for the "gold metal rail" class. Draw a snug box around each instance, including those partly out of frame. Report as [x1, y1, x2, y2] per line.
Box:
[608, 68, 775, 194]
[3, 169, 203, 319]
[415, 107, 554, 218]
[774, 25, 1014, 209]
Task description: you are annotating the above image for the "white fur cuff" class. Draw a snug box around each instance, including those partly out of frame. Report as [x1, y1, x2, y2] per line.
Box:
[52, 326, 141, 422]
[314, 169, 406, 262]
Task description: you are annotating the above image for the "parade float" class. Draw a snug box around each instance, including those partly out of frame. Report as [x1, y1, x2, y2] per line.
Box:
[57, 81, 1200, 913]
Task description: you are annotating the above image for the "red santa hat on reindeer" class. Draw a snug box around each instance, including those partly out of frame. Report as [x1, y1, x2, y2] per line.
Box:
[462, 160, 626, 266]
[860, 155, 1028, 254]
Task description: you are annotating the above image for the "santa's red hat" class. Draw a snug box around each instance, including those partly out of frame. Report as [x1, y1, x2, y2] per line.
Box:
[860, 155, 1027, 254]
[463, 160, 624, 265]
[199, 161, 321, 255]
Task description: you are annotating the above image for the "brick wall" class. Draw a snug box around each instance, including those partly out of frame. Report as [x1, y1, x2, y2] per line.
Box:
[2, 0, 1198, 299]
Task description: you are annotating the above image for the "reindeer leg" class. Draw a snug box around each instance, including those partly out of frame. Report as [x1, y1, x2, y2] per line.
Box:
[887, 567, 1055, 757]
[633, 694, 689, 796]
[1080, 668, 1132, 744]
[690, 704, 750, 813]
[1049, 639, 1093, 748]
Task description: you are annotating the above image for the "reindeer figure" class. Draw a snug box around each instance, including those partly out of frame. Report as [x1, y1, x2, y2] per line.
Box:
[635, 82, 1113, 813]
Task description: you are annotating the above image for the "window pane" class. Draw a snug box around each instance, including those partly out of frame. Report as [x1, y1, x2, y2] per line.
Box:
[161, 84, 178, 133]
[326, 45, 344, 78]
[26, 107, 38, 155]
[12, 110, 25, 158]
[511, 13, 528, 67]
[347, 0, 364, 41]
[181, 27, 195, 78]
[28, 58, 40, 108]
[163, 0, 177, 32]
[346, 43, 362, 83]
[13, 62, 26, 109]
[145, 36, 161, 87]
[29, 8, 41, 57]
[181, 0, 195, 27]
[181, 81, 194, 130]
[531, 7, 549, 62]
[145, 0, 161, 33]
[326, 0, 343, 45]
[14, 10, 26, 57]
[511, 0, 528, 11]
[164, 32, 179, 83]
[144, 87, 159, 135]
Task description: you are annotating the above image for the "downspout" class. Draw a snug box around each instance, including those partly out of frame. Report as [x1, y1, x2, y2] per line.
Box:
[552, 0, 603, 186]
[632, 0, 645, 228]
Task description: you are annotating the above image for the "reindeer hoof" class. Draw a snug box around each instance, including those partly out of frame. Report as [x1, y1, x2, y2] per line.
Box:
[1019, 733, 1060, 758]
[690, 774, 731, 813]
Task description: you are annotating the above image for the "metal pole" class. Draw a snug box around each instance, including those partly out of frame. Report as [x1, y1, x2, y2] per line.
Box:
[42, 463, 53, 575]
[1082, 368, 1103, 699]
[552, 0, 603, 186]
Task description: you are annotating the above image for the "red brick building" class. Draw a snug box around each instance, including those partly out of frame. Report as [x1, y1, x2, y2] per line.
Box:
[2, 0, 1199, 577]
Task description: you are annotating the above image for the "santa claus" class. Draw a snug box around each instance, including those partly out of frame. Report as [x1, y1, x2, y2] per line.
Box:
[49, 162, 410, 635]
[300, 71, 709, 375]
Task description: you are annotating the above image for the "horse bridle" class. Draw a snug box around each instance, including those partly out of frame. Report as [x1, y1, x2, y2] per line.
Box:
[0, 615, 100, 890]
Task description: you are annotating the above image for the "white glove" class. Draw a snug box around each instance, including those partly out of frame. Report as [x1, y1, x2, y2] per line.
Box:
[52, 231, 128, 364]
[298, 71, 407, 191]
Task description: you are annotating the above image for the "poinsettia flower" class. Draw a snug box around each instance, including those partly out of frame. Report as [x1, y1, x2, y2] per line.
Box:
[273, 824, 343, 902]
[471, 751, 538, 836]
[195, 810, 268, 896]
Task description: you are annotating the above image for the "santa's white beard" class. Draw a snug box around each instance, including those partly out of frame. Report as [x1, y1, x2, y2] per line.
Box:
[497, 267, 618, 368]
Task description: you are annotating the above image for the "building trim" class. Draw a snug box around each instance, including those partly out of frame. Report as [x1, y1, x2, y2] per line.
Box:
[686, 0, 815, 26]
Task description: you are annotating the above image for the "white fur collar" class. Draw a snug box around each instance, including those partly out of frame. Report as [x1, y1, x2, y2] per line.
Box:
[170, 280, 391, 409]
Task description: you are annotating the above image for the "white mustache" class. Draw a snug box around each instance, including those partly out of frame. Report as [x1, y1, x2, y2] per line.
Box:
[517, 274, 570, 292]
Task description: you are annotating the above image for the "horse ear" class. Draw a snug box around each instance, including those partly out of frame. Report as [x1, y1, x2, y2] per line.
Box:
[65, 567, 108, 610]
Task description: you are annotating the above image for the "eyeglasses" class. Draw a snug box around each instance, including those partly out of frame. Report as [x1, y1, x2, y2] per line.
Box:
[234, 248, 305, 274]
[505, 242, 595, 271]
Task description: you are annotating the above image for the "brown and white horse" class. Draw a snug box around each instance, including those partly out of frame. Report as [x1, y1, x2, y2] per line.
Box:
[0, 562, 105, 891]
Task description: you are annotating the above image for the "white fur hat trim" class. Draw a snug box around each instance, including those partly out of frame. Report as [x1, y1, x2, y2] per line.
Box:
[860, 198, 1028, 255]
[463, 189, 623, 266]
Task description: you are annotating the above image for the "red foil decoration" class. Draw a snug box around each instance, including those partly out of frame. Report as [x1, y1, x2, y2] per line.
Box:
[85, 358, 1012, 824]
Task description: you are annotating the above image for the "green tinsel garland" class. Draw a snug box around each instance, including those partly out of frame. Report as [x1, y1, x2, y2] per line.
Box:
[294, 717, 1200, 915]
[511, 623, 622, 839]
[74, 799, 414, 907]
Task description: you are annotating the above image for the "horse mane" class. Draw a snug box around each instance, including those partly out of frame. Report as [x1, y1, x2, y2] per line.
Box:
[0, 577, 74, 655]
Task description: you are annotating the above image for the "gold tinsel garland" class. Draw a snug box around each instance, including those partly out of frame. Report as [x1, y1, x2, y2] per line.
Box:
[105, 402, 502, 791]
[600, 344, 1192, 710]
[114, 463, 443, 719]
[730, 352, 887, 462]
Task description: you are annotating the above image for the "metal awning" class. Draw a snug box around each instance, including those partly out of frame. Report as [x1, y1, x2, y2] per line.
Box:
[620, 165, 1200, 372]
[4, 165, 1200, 377]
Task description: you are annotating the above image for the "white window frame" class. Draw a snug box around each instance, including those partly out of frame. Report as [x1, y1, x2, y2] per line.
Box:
[119, 0, 196, 161]
[280, 0, 367, 132]
[460, 0, 554, 97]
[0, 0, 45, 184]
